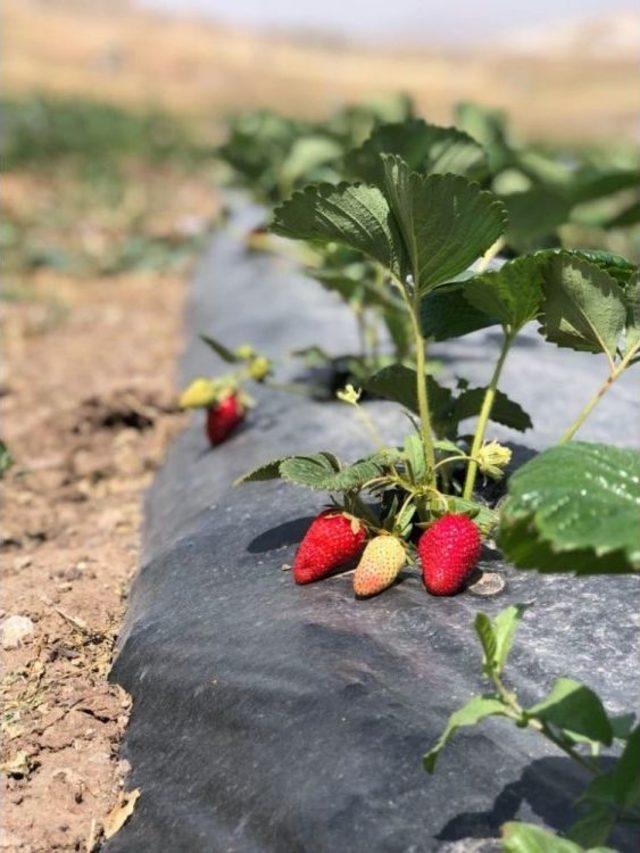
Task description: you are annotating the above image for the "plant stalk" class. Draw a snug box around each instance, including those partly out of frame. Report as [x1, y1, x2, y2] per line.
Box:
[463, 332, 513, 500]
[476, 236, 506, 274]
[355, 306, 367, 362]
[491, 671, 600, 775]
[408, 294, 436, 483]
[560, 341, 640, 443]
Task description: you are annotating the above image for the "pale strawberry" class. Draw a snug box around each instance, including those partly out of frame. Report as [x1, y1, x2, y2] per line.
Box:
[353, 535, 405, 598]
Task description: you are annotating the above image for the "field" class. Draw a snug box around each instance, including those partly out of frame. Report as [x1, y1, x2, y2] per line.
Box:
[4, 0, 639, 142]
[1, 1, 638, 850]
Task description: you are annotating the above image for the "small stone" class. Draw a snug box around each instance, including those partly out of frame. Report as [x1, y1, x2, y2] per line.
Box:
[0, 615, 35, 649]
[13, 555, 32, 571]
[467, 570, 506, 597]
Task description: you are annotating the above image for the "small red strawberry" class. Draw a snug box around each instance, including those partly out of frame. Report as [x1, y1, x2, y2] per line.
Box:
[353, 536, 405, 598]
[418, 514, 481, 596]
[206, 393, 244, 445]
[293, 511, 367, 584]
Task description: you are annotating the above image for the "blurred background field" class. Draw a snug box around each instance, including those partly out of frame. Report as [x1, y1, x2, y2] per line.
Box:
[2, 0, 639, 291]
[4, 0, 639, 141]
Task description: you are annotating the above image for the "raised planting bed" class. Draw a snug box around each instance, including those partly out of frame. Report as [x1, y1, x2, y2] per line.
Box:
[108, 205, 639, 852]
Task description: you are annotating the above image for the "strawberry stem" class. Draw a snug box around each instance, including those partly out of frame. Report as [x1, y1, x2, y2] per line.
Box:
[463, 331, 513, 500]
[408, 292, 436, 486]
[560, 339, 640, 442]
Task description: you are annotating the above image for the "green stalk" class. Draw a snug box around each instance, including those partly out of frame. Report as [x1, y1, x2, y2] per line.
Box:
[408, 293, 436, 484]
[463, 331, 513, 500]
[490, 670, 600, 775]
[560, 341, 640, 443]
[354, 305, 367, 362]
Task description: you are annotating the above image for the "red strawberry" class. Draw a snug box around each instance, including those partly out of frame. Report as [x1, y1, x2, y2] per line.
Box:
[418, 514, 481, 596]
[205, 393, 244, 445]
[293, 511, 367, 584]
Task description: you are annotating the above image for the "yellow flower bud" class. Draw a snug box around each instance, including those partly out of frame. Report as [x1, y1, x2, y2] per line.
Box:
[235, 344, 256, 360]
[178, 377, 219, 409]
[248, 356, 272, 381]
[477, 441, 512, 480]
[336, 384, 362, 406]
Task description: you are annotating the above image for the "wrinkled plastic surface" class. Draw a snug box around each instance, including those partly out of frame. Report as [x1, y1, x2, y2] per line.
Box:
[109, 204, 639, 852]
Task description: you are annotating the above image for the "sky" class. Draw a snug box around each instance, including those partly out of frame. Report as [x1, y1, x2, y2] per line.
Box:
[141, 0, 626, 44]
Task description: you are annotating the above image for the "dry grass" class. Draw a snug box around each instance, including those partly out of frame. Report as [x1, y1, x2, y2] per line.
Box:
[4, 0, 638, 143]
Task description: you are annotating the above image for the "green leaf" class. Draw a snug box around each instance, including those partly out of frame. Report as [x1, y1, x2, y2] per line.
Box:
[474, 607, 527, 677]
[278, 135, 343, 189]
[501, 821, 614, 853]
[569, 167, 640, 205]
[271, 182, 408, 281]
[279, 453, 341, 490]
[423, 695, 507, 773]
[404, 433, 427, 484]
[566, 807, 616, 849]
[434, 438, 462, 455]
[463, 255, 544, 333]
[309, 262, 402, 312]
[445, 497, 498, 533]
[366, 366, 531, 436]
[234, 457, 289, 485]
[526, 678, 613, 745]
[581, 725, 640, 812]
[529, 249, 636, 288]
[322, 452, 392, 492]
[492, 605, 527, 674]
[365, 364, 454, 435]
[273, 451, 391, 494]
[308, 267, 363, 304]
[604, 200, 640, 229]
[474, 612, 498, 676]
[452, 386, 532, 433]
[366, 363, 420, 412]
[502, 187, 572, 251]
[383, 305, 413, 359]
[498, 442, 640, 573]
[538, 255, 627, 358]
[454, 101, 513, 173]
[535, 249, 637, 287]
[420, 281, 499, 341]
[345, 119, 488, 186]
[382, 156, 506, 295]
[200, 334, 240, 363]
[623, 271, 640, 356]
[610, 713, 637, 741]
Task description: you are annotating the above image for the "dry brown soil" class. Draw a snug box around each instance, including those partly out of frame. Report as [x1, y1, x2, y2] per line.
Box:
[1, 173, 218, 850]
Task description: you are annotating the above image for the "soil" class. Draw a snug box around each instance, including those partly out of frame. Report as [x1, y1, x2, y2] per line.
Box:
[0, 241, 200, 847]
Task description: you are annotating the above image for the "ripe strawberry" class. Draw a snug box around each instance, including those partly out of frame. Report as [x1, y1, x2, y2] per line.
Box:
[293, 511, 367, 584]
[205, 393, 244, 445]
[418, 514, 481, 596]
[353, 536, 405, 598]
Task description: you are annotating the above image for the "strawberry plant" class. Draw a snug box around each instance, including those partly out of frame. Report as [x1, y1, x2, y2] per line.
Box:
[215, 98, 422, 386]
[216, 99, 639, 396]
[217, 95, 413, 206]
[424, 604, 640, 850]
[236, 131, 639, 594]
[179, 336, 273, 446]
[453, 102, 640, 252]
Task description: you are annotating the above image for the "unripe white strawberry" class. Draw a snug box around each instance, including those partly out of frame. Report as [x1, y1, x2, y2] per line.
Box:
[353, 536, 405, 598]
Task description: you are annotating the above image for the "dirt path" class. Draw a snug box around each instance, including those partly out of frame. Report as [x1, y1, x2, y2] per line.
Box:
[1, 257, 193, 848]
